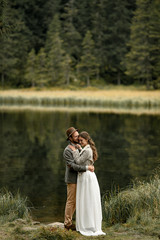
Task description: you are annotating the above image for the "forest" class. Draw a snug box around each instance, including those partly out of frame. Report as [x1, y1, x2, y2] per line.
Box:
[0, 0, 160, 89]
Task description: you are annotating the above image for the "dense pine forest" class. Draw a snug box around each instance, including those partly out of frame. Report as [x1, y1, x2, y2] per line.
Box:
[0, 0, 160, 89]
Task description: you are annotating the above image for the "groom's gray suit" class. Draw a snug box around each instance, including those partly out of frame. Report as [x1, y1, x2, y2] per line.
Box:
[63, 144, 87, 184]
[64, 143, 87, 228]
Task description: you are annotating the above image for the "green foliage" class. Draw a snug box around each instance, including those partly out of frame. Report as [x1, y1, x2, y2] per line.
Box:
[45, 14, 71, 86]
[45, 14, 61, 54]
[149, 0, 160, 89]
[77, 31, 99, 86]
[47, 32, 66, 85]
[103, 175, 160, 226]
[96, 0, 133, 84]
[61, 0, 82, 62]
[0, 0, 159, 88]
[35, 48, 48, 87]
[0, 0, 11, 35]
[32, 227, 78, 240]
[125, 0, 160, 89]
[25, 49, 36, 87]
[0, 1, 31, 87]
[0, 189, 30, 223]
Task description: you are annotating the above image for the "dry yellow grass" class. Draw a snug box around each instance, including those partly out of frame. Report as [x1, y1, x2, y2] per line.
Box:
[0, 89, 160, 101]
[0, 89, 160, 114]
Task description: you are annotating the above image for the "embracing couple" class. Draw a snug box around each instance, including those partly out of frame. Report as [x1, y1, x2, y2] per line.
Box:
[63, 127, 106, 236]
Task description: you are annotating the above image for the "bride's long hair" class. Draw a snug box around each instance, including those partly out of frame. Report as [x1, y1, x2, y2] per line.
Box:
[79, 131, 98, 162]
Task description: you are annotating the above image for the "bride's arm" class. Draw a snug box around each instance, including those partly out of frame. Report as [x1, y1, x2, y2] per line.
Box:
[72, 149, 92, 165]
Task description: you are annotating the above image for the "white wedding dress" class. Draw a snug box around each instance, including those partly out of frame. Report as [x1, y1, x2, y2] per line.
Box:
[72, 145, 106, 236]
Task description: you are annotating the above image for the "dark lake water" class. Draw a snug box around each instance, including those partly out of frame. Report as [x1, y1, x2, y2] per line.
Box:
[0, 109, 160, 223]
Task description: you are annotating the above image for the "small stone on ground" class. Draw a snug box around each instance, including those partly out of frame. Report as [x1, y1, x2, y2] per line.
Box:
[47, 222, 64, 229]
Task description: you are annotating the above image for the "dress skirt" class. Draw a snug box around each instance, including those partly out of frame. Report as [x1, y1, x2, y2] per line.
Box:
[76, 170, 106, 236]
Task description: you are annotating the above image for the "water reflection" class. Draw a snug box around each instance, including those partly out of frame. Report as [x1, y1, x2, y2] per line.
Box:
[0, 110, 159, 222]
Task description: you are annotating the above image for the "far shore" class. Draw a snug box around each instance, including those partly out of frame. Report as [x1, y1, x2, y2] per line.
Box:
[0, 88, 160, 114]
[0, 87, 160, 100]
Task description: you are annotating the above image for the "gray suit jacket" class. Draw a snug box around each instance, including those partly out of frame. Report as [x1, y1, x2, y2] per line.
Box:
[63, 145, 86, 183]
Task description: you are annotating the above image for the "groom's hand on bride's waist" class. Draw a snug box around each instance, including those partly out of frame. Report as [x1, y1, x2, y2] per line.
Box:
[88, 165, 94, 172]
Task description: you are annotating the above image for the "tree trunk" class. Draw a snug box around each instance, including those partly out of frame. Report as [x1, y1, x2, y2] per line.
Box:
[146, 80, 150, 90]
[87, 75, 90, 86]
[96, 69, 99, 81]
[66, 70, 70, 85]
[32, 80, 35, 87]
[146, 69, 150, 90]
[1, 72, 4, 88]
[117, 71, 121, 85]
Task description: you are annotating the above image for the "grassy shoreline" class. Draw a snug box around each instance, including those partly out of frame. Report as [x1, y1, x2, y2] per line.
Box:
[0, 88, 160, 113]
[0, 173, 160, 240]
[1, 105, 160, 115]
[0, 221, 159, 240]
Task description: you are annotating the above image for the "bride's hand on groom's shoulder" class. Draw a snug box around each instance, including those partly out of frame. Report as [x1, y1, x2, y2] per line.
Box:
[75, 144, 82, 150]
[69, 145, 76, 151]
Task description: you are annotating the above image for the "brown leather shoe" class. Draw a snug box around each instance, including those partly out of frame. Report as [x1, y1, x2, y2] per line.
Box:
[64, 224, 76, 231]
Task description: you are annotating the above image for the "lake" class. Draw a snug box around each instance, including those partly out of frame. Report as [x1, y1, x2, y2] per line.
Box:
[0, 109, 160, 223]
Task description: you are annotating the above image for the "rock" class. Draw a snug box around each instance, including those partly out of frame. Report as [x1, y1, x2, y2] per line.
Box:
[23, 226, 39, 231]
[47, 222, 64, 229]
[32, 221, 41, 225]
[14, 219, 27, 224]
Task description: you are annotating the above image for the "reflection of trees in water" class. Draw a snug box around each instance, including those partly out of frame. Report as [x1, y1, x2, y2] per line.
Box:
[123, 115, 160, 178]
[0, 111, 160, 221]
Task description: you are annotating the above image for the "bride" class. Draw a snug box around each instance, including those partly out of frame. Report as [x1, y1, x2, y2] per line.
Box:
[69, 131, 106, 236]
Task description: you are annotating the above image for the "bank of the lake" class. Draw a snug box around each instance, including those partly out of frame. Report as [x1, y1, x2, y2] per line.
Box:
[0, 88, 160, 112]
[0, 174, 160, 240]
[0, 221, 159, 240]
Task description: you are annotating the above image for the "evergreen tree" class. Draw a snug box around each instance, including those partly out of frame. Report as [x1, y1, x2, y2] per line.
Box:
[74, 0, 95, 37]
[125, 0, 160, 89]
[77, 31, 98, 86]
[45, 14, 73, 85]
[0, 0, 10, 36]
[149, 0, 160, 89]
[61, 54, 72, 85]
[0, 36, 17, 87]
[2, 0, 159, 88]
[61, 0, 82, 65]
[45, 14, 61, 53]
[92, 0, 109, 79]
[100, 0, 133, 85]
[11, 0, 61, 52]
[35, 48, 48, 87]
[0, 1, 30, 87]
[47, 32, 66, 85]
[25, 49, 36, 87]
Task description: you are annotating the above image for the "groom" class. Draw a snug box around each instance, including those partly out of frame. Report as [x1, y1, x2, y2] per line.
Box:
[63, 127, 94, 230]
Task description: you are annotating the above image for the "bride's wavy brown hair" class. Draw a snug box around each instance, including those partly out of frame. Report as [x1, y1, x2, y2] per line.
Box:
[79, 131, 98, 162]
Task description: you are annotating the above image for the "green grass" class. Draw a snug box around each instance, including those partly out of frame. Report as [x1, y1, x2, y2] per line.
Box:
[0, 222, 158, 240]
[0, 168, 160, 239]
[0, 96, 160, 108]
[0, 84, 150, 91]
[32, 227, 79, 240]
[0, 189, 30, 223]
[0, 182, 159, 239]
[103, 173, 160, 238]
